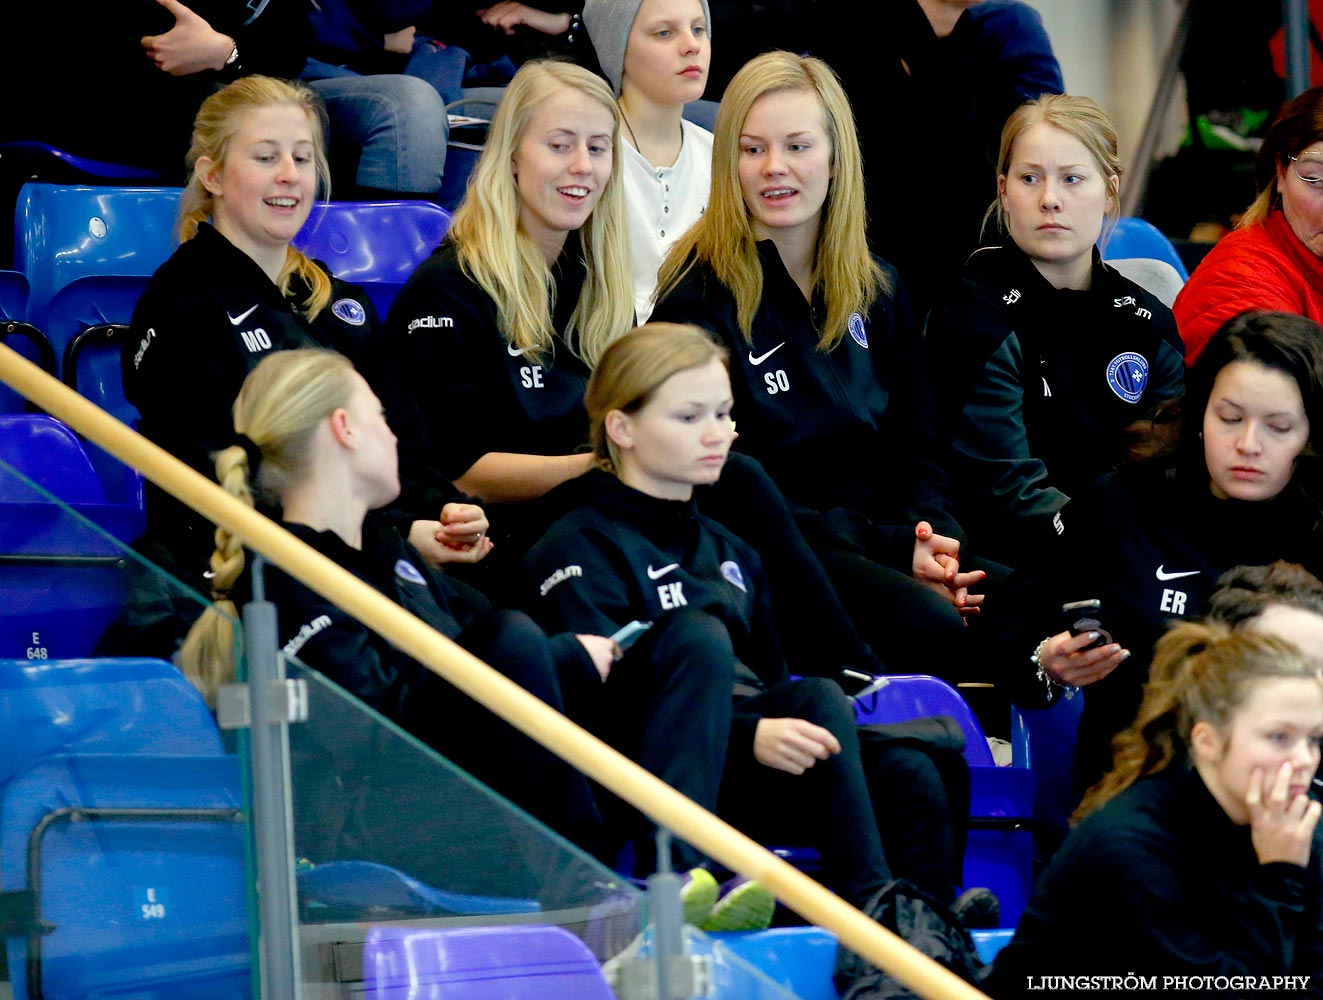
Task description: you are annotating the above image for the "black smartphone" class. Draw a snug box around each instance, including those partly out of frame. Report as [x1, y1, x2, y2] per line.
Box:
[1061, 599, 1113, 651]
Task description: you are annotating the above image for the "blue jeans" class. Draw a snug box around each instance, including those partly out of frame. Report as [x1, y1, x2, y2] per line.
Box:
[302, 58, 449, 196]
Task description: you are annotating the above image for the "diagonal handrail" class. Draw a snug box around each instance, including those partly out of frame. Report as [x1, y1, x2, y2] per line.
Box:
[0, 342, 991, 1000]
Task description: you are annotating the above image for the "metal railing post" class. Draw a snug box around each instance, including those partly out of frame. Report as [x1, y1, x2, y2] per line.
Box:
[242, 555, 305, 1000]
[1284, 0, 1312, 99]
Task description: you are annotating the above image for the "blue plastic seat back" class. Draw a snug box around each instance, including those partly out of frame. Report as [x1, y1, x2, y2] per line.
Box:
[1100, 217, 1190, 280]
[0, 408, 145, 545]
[0, 562, 131, 661]
[0, 420, 131, 658]
[293, 200, 452, 316]
[44, 273, 150, 380]
[0, 269, 29, 321]
[1010, 691, 1086, 844]
[0, 413, 104, 504]
[0, 270, 51, 413]
[0, 658, 222, 785]
[701, 926, 1012, 997]
[363, 925, 614, 1000]
[852, 674, 996, 767]
[850, 673, 1037, 926]
[1, 753, 248, 1000]
[17, 183, 181, 331]
[0, 410, 142, 544]
[0, 140, 169, 184]
[35, 274, 150, 518]
[298, 859, 540, 923]
[702, 926, 839, 1000]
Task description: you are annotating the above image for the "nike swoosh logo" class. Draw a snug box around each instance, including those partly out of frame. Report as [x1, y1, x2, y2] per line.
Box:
[507, 343, 528, 357]
[227, 304, 259, 326]
[647, 562, 679, 580]
[1155, 565, 1200, 581]
[748, 342, 785, 366]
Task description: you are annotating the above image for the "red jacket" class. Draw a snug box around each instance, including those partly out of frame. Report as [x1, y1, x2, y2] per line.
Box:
[1173, 209, 1323, 362]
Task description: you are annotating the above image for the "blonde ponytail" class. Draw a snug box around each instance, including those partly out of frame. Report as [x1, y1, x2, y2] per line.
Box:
[176, 349, 359, 706]
[1075, 620, 1320, 821]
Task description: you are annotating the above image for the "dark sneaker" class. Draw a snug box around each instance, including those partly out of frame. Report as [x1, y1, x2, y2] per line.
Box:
[952, 886, 1001, 929]
[699, 877, 776, 932]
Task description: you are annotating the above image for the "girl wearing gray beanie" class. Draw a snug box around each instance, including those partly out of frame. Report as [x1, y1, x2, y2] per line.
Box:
[584, 0, 715, 321]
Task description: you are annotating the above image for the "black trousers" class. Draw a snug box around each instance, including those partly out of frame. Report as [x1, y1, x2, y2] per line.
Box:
[560, 608, 735, 875]
[696, 453, 885, 675]
[408, 608, 609, 862]
[720, 677, 963, 906]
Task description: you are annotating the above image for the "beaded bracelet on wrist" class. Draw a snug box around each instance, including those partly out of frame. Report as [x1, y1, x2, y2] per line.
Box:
[1030, 637, 1079, 702]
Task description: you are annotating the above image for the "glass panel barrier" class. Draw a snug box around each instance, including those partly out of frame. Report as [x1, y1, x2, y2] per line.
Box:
[0, 448, 812, 1000]
[282, 650, 647, 997]
[0, 454, 253, 1000]
[283, 650, 813, 1000]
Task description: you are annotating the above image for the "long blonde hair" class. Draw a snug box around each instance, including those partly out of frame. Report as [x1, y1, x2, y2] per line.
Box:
[178, 349, 359, 705]
[655, 50, 884, 350]
[1075, 620, 1322, 822]
[177, 75, 335, 321]
[585, 323, 728, 471]
[447, 59, 635, 366]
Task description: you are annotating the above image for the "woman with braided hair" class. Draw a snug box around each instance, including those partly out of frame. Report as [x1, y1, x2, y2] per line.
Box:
[984, 619, 1323, 990]
[178, 347, 614, 858]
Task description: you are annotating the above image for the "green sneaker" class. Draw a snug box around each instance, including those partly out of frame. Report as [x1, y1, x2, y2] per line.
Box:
[698, 877, 776, 932]
[680, 867, 719, 926]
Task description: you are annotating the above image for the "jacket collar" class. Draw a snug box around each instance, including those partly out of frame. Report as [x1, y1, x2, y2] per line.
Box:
[1266, 208, 1323, 282]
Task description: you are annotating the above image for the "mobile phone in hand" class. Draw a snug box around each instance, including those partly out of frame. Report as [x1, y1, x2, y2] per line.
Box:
[1062, 599, 1113, 651]
[610, 620, 653, 652]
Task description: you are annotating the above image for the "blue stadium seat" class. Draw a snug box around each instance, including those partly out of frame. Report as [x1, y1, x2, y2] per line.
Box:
[1, 753, 249, 1000]
[1100, 217, 1190, 280]
[16, 183, 181, 334]
[12, 184, 176, 506]
[1010, 691, 1086, 848]
[702, 926, 839, 1000]
[0, 658, 223, 783]
[698, 925, 1016, 998]
[0, 269, 29, 322]
[0, 656, 247, 999]
[27, 272, 147, 508]
[60, 315, 145, 500]
[363, 924, 614, 1000]
[0, 141, 168, 184]
[852, 674, 995, 767]
[292, 200, 452, 317]
[0, 270, 55, 414]
[42, 274, 150, 385]
[0, 415, 144, 658]
[297, 859, 540, 922]
[851, 674, 1035, 926]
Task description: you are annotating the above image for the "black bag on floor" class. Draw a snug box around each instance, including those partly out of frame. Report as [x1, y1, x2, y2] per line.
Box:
[834, 878, 988, 1000]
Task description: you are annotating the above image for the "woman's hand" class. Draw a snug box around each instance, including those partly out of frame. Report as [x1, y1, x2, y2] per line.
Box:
[753, 718, 841, 775]
[383, 25, 416, 54]
[408, 518, 494, 566]
[438, 502, 489, 549]
[476, 2, 571, 36]
[141, 0, 234, 74]
[1248, 761, 1322, 867]
[575, 634, 620, 682]
[1036, 629, 1129, 687]
[912, 521, 986, 616]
